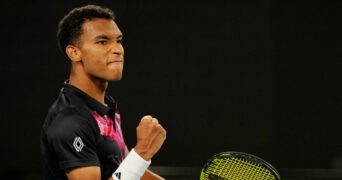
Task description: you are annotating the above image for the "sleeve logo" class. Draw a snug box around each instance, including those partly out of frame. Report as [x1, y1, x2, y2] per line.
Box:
[73, 137, 84, 152]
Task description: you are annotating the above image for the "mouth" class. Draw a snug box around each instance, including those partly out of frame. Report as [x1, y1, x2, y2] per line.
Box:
[107, 60, 123, 65]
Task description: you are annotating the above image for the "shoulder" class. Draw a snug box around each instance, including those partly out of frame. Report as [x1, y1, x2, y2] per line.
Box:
[45, 106, 97, 140]
[43, 85, 101, 140]
[55, 106, 93, 127]
[45, 86, 95, 128]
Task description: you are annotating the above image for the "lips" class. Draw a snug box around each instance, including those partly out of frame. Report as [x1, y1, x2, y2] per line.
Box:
[107, 60, 123, 64]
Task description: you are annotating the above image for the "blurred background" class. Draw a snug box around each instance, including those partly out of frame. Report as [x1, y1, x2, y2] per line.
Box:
[1, 0, 342, 179]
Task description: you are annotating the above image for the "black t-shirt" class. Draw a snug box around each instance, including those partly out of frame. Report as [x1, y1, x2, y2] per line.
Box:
[40, 82, 128, 180]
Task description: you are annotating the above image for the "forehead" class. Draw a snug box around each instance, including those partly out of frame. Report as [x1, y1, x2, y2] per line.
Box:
[81, 18, 122, 39]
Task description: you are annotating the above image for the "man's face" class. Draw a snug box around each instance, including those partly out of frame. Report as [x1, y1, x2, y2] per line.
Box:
[77, 18, 124, 81]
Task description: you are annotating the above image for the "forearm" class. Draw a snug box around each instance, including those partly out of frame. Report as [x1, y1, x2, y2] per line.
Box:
[141, 169, 165, 180]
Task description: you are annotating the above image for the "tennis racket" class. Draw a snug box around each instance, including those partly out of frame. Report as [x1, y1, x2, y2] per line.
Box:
[200, 151, 280, 180]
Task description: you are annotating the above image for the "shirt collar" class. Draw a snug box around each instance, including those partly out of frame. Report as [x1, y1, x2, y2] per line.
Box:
[63, 80, 116, 117]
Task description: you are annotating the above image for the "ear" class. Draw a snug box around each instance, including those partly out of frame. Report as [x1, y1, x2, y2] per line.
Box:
[66, 45, 82, 62]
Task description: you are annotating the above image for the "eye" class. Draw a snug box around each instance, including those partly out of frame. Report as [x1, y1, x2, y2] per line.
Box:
[117, 39, 123, 44]
[97, 40, 107, 45]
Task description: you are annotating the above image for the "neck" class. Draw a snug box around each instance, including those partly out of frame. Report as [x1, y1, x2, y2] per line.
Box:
[69, 74, 108, 105]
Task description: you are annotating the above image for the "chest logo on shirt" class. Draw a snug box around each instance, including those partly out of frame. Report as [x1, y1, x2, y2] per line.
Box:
[73, 137, 84, 152]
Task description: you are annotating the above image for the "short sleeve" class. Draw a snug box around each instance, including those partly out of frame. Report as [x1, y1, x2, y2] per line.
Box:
[46, 107, 100, 170]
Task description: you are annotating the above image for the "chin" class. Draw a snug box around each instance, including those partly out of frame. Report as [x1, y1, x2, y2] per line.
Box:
[108, 76, 122, 82]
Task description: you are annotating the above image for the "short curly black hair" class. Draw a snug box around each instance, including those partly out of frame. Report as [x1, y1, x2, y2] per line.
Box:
[56, 4, 115, 59]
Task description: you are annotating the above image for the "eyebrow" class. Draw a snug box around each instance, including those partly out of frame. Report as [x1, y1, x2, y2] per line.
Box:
[94, 34, 123, 40]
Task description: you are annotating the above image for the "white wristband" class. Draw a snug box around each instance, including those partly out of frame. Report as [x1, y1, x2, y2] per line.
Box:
[112, 148, 151, 180]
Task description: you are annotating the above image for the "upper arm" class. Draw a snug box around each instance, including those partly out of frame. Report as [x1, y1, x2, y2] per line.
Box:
[47, 109, 100, 172]
[66, 166, 101, 180]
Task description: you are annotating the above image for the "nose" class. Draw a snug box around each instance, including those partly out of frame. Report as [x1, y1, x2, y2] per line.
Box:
[112, 42, 124, 55]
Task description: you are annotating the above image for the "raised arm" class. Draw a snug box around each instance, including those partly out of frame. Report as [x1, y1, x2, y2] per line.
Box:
[111, 115, 166, 180]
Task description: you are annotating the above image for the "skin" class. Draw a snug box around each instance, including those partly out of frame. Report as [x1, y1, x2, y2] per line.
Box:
[64, 18, 166, 180]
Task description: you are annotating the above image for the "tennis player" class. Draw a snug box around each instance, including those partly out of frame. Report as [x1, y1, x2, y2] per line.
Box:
[40, 4, 166, 180]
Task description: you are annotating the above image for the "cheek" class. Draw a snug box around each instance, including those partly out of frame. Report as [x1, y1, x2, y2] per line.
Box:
[79, 47, 114, 75]
[83, 59, 104, 73]
[81, 50, 104, 68]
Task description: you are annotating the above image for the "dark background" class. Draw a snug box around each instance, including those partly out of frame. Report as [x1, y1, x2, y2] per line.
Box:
[1, 0, 342, 179]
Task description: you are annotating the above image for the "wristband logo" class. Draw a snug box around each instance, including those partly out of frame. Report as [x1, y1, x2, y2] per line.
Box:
[73, 137, 84, 152]
[114, 172, 121, 179]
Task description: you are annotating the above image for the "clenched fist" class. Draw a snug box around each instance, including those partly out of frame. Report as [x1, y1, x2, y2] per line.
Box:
[134, 115, 167, 161]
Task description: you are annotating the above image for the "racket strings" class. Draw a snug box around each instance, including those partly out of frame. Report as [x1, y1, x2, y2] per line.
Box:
[204, 157, 276, 180]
